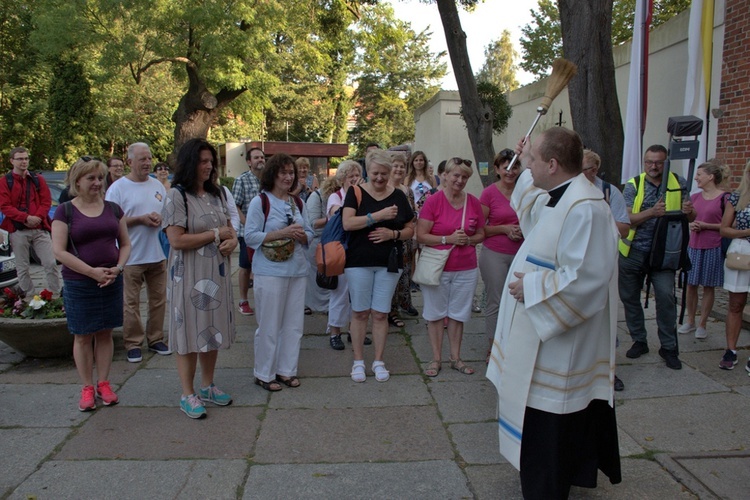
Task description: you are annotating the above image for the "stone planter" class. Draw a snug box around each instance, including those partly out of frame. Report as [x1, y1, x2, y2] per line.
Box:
[0, 317, 72, 358]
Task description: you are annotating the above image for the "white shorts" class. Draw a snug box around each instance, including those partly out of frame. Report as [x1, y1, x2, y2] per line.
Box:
[724, 239, 750, 293]
[421, 268, 479, 323]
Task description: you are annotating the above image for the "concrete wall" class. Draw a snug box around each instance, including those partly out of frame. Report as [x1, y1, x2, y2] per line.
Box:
[414, 1, 727, 182]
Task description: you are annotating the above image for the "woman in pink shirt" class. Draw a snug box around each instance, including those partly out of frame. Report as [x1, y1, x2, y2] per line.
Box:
[679, 161, 729, 339]
[478, 149, 523, 362]
[417, 157, 485, 377]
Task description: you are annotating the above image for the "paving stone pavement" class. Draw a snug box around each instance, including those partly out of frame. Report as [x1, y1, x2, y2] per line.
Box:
[0, 260, 749, 499]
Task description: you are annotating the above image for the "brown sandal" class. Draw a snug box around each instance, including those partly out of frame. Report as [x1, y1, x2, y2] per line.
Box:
[255, 378, 283, 392]
[425, 360, 441, 377]
[450, 359, 475, 375]
[276, 375, 301, 388]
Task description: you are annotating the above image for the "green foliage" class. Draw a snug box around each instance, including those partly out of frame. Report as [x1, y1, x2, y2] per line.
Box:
[348, 3, 446, 156]
[521, 0, 690, 79]
[476, 30, 519, 93]
[219, 176, 234, 191]
[475, 81, 512, 135]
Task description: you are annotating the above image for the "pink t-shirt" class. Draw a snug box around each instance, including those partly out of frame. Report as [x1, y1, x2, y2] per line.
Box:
[689, 192, 725, 249]
[479, 184, 523, 255]
[419, 191, 484, 272]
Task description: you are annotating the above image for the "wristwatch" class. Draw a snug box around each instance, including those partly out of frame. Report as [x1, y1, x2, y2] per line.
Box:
[441, 236, 447, 245]
[116, 265, 124, 274]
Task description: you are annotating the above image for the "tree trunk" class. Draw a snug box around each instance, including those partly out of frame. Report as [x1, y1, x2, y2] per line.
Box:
[171, 63, 245, 155]
[558, 0, 624, 185]
[436, 0, 495, 178]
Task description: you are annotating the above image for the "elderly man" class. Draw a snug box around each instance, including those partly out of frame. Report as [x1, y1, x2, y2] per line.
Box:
[0, 147, 60, 297]
[105, 142, 170, 362]
[232, 146, 265, 316]
[487, 127, 621, 498]
[619, 145, 695, 370]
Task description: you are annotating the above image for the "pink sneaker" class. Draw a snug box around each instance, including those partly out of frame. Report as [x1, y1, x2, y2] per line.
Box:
[96, 380, 119, 406]
[79, 385, 96, 412]
[238, 301, 254, 316]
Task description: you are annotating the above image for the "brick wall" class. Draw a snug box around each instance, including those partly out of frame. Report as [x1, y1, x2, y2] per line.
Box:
[717, 0, 750, 186]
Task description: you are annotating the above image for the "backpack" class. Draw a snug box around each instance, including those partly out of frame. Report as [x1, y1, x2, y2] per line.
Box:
[315, 186, 362, 278]
[245, 192, 304, 262]
[4, 171, 42, 231]
[648, 212, 691, 272]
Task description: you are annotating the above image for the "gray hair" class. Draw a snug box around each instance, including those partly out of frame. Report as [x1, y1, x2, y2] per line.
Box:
[127, 142, 150, 159]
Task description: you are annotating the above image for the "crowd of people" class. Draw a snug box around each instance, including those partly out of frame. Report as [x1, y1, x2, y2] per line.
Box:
[3, 134, 750, 496]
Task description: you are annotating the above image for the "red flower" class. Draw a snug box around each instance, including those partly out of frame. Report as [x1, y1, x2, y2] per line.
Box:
[40, 289, 53, 301]
[3, 287, 17, 301]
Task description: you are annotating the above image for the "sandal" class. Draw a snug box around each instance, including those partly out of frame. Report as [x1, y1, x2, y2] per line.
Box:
[255, 378, 283, 391]
[276, 375, 301, 388]
[351, 362, 366, 383]
[304, 306, 312, 315]
[425, 360, 441, 377]
[450, 359, 475, 375]
[372, 361, 390, 382]
[388, 313, 405, 328]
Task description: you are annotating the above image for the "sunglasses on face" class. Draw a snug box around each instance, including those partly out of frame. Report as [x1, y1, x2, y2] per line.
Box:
[155, 165, 169, 171]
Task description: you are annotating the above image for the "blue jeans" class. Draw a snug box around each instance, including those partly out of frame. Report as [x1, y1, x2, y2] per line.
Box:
[618, 248, 678, 351]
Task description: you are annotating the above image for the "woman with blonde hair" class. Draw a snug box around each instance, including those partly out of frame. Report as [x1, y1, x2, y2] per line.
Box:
[52, 157, 131, 411]
[679, 161, 728, 340]
[720, 159, 750, 372]
[343, 150, 414, 382]
[322, 160, 365, 350]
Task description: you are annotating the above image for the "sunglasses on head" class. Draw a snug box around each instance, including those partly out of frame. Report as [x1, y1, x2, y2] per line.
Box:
[451, 157, 473, 167]
[80, 156, 102, 162]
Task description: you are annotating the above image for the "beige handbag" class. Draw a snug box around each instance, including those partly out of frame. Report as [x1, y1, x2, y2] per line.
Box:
[726, 252, 750, 271]
[412, 194, 467, 286]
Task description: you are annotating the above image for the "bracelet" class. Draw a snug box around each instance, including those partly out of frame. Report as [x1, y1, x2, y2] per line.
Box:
[366, 213, 375, 227]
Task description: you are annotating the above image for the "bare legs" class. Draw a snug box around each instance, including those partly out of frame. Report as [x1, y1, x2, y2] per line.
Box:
[177, 350, 219, 396]
[726, 292, 747, 351]
[73, 329, 114, 386]
[427, 318, 465, 362]
[685, 284, 715, 329]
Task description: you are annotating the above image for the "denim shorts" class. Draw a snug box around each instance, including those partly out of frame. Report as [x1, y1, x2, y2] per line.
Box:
[63, 275, 123, 335]
[344, 266, 401, 313]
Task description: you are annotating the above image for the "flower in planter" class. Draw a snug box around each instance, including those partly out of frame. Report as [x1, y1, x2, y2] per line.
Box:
[0, 287, 65, 319]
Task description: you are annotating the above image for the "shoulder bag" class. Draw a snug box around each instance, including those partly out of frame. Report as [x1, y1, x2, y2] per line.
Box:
[412, 194, 467, 286]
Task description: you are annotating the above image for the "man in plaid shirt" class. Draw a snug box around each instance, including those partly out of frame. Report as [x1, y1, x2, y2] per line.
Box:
[232, 147, 265, 315]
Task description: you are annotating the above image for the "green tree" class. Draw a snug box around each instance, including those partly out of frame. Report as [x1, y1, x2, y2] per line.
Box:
[476, 30, 519, 93]
[521, 0, 690, 79]
[348, 3, 446, 154]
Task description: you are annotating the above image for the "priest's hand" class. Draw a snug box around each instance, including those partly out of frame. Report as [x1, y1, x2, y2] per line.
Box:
[508, 271, 525, 302]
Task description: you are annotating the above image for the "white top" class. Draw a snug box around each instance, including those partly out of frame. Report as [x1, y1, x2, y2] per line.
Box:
[223, 186, 241, 234]
[105, 176, 167, 265]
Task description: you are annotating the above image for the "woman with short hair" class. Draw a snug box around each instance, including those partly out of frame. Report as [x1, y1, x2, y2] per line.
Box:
[417, 157, 485, 377]
[343, 150, 414, 382]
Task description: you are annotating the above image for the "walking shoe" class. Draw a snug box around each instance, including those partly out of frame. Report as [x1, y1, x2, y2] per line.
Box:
[719, 349, 738, 370]
[677, 323, 696, 334]
[96, 381, 119, 406]
[346, 333, 372, 345]
[127, 348, 142, 363]
[658, 348, 682, 370]
[238, 301, 254, 316]
[199, 384, 233, 406]
[79, 385, 96, 412]
[329, 334, 345, 351]
[180, 394, 207, 419]
[625, 341, 649, 359]
[694, 327, 708, 339]
[614, 375, 624, 392]
[148, 341, 172, 355]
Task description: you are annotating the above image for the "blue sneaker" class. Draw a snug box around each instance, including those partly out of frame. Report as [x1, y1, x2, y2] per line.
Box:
[149, 342, 172, 355]
[127, 348, 142, 363]
[180, 394, 207, 419]
[199, 384, 233, 406]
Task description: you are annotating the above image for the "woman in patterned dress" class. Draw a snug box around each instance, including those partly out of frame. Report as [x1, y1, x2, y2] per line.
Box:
[164, 138, 238, 419]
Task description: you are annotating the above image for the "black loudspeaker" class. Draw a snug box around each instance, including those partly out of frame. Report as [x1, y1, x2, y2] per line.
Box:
[667, 115, 703, 137]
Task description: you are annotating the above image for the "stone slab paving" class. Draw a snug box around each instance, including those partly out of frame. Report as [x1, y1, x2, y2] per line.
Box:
[56, 407, 263, 460]
[0, 383, 92, 427]
[0, 428, 70, 495]
[674, 454, 750, 500]
[9, 459, 248, 500]
[614, 362, 729, 400]
[253, 407, 453, 464]
[430, 379, 497, 423]
[243, 461, 473, 499]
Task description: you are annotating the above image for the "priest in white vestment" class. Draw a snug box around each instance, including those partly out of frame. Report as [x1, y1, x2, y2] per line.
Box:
[486, 127, 621, 498]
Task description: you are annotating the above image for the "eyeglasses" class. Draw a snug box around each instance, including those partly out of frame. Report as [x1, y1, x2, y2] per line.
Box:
[452, 157, 473, 167]
[11, 156, 29, 162]
[644, 160, 665, 167]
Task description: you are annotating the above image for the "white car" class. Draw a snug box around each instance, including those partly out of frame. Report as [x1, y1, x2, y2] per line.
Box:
[0, 228, 19, 288]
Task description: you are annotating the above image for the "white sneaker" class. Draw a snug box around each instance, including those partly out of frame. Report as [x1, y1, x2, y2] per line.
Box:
[677, 323, 696, 334]
[695, 327, 708, 339]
